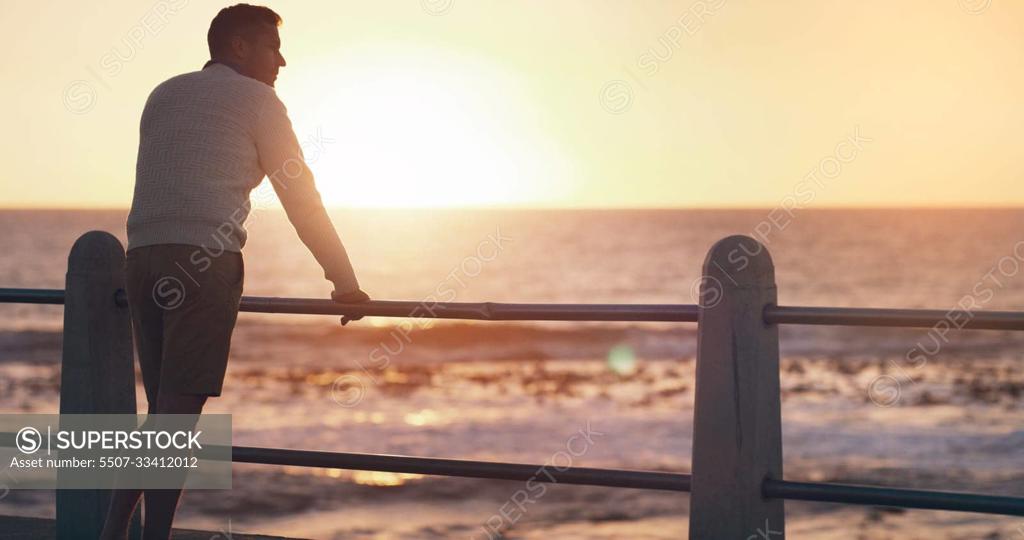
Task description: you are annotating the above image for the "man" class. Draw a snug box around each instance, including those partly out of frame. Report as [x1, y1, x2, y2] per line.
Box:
[100, 4, 369, 539]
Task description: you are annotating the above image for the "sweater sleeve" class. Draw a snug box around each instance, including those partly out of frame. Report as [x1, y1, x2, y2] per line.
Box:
[254, 91, 361, 293]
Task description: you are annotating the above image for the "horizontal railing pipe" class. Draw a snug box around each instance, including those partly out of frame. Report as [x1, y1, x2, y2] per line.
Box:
[2, 287, 701, 322]
[239, 296, 700, 322]
[0, 434, 687, 491]
[765, 305, 1024, 330]
[764, 479, 1024, 516]
[0, 288, 64, 305]
[6, 287, 1024, 329]
[231, 446, 692, 492]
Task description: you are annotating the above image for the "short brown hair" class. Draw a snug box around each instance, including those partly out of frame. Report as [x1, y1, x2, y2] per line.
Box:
[207, 4, 282, 57]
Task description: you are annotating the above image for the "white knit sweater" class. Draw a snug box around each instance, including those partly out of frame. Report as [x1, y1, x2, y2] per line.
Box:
[127, 62, 359, 292]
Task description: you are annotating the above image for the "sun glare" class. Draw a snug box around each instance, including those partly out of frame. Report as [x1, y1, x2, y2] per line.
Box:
[284, 45, 574, 208]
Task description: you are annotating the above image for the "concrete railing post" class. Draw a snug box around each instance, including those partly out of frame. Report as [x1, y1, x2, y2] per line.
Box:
[689, 235, 784, 539]
[56, 231, 141, 539]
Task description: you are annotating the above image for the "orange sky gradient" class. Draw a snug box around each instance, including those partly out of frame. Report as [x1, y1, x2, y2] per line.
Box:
[3, 1, 1022, 209]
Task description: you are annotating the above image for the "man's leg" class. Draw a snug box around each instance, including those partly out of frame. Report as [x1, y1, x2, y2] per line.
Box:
[100, 368, 160, 540]
[98, 408, 160, 540]
[142, 390, 208, 540]
[99, 489, 143, 540]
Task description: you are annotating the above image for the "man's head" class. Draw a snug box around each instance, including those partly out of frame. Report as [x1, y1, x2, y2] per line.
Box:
[207, 4, 285, 87]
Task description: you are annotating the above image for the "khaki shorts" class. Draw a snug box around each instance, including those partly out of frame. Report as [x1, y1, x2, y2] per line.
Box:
[125, 244, 243, 403]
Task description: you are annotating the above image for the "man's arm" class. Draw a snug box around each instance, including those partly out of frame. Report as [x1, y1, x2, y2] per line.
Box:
[255, 92, 361, 294]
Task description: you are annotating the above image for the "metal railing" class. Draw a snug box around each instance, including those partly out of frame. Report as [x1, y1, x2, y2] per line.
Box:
[2, 230, 1023, 538]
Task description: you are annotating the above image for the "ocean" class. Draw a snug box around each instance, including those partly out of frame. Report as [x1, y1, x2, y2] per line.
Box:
[1, 208, 1023, 538]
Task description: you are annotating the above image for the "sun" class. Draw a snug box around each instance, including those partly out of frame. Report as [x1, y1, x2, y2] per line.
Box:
[280, 44, 574, 208]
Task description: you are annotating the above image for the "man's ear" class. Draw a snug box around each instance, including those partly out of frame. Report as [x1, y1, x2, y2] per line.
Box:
[229, 34, 249, 60]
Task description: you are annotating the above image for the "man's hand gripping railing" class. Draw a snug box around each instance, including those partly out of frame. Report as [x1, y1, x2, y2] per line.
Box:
[331, 288, 371, 326]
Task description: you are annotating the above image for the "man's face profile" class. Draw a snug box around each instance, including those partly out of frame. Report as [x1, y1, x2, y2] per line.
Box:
[233, 24, 285, 87]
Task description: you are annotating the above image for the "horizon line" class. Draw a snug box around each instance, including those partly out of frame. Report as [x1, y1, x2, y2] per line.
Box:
[5, 204, 1024, 212]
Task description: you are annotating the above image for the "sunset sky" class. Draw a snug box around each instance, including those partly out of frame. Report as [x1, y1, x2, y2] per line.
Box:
[3, 1, 1022, 208]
